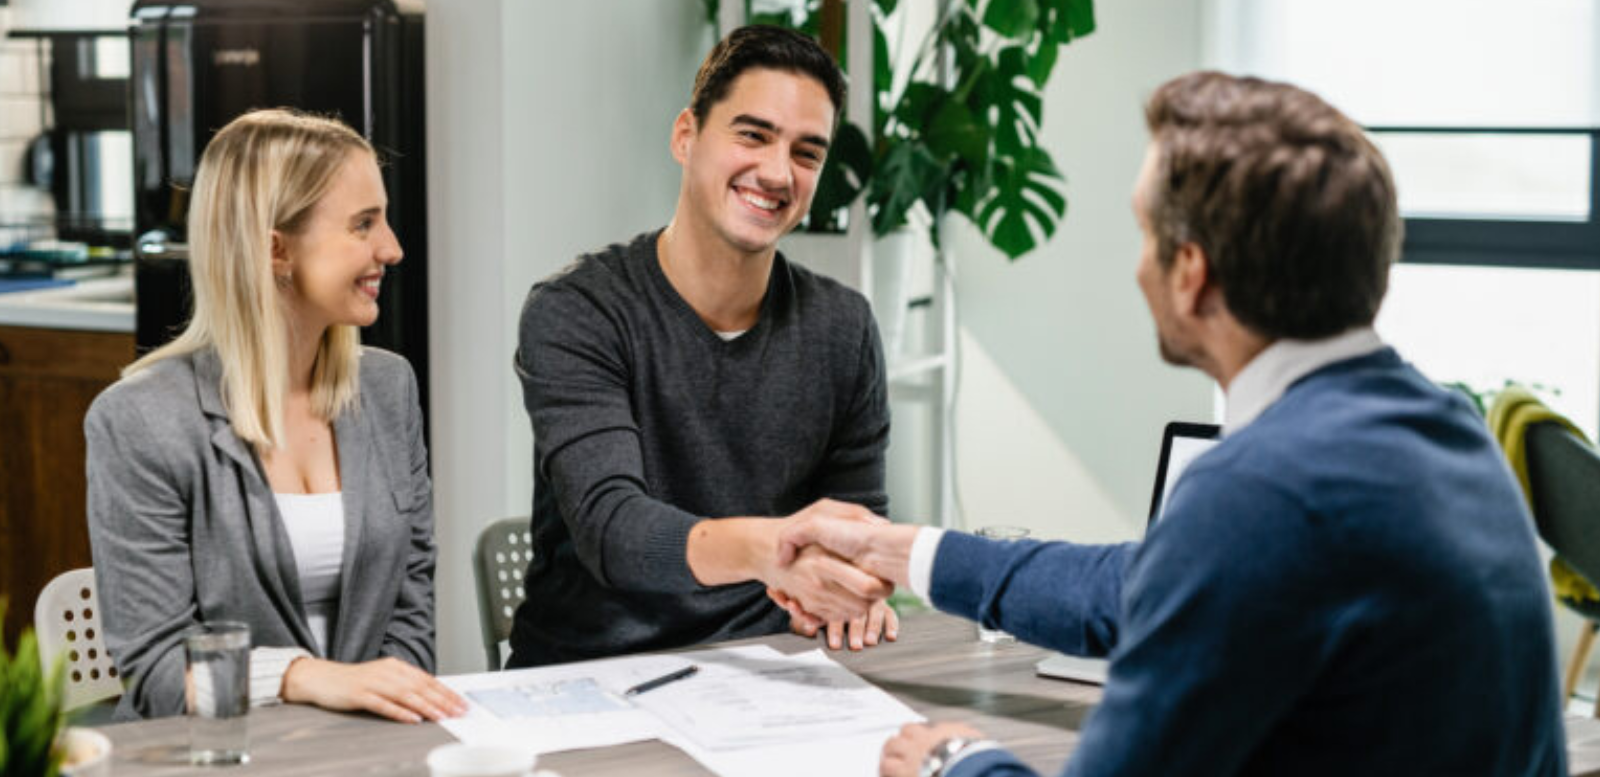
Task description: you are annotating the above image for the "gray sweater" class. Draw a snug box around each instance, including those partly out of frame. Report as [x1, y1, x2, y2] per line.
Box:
[508, 230, 889, 667]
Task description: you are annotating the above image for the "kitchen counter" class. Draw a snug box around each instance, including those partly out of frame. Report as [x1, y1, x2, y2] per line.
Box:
[0, 270, 134, 332]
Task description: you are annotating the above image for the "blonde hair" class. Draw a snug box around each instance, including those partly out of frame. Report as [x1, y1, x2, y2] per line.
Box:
[125, 108, 374, 450]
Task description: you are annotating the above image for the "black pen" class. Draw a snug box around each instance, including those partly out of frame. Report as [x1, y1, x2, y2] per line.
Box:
[624, 665, 699, 697]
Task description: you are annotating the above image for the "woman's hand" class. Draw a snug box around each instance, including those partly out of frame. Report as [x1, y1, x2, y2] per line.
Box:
[281, 656, 468, 723]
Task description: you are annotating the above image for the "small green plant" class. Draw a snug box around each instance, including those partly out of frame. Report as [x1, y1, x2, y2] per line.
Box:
[0, 601, 69, 777]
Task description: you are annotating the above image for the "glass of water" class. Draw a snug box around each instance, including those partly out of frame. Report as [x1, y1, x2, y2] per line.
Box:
[184, 621, 251, 765]
[974, 525, 1031, 644]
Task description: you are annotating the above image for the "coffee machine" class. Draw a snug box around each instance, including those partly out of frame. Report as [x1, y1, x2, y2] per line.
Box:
[129, 0, 429, 415]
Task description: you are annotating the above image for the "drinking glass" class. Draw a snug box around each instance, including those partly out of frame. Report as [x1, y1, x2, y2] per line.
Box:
[184, 621, 250, 765]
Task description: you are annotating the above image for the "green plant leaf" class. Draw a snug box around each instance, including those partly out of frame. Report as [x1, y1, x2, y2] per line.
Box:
[893, 82, 945, 129]
[977, 46, 1044, 160]
[982, 0, 1040, 38]
[975, 147, 1067, 259]
[1064, 0, 1096, 38]
[1025, 33, 1059, 86]
[0, 600, 67, 777]
[926, 99, 987, 167]
[809, 121, 874, 230]
[870, 140, 945, 235]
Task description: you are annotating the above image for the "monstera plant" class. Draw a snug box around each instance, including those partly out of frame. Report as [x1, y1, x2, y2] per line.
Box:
[705, 0, 1096, 259]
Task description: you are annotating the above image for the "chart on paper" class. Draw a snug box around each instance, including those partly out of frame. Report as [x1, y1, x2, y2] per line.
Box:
[466, 678, 631, 718]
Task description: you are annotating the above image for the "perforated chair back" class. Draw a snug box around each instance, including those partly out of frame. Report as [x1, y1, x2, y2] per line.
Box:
[1527, 423, 1600, 584]
[33, 568, 122, 711]
[473, 517, 533, 670]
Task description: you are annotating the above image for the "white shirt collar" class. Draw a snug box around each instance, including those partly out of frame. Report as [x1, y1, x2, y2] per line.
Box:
[1223, 327, 1386, 435]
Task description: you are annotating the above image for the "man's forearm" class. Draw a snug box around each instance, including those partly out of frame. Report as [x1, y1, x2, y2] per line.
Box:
[685, 517, 779, 586]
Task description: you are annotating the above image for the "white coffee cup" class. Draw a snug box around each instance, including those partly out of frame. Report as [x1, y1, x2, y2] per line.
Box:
[426, 743, 538, 777]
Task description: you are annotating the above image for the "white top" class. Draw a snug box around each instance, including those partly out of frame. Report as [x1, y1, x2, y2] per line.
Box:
[908, 327, 1390, 604]
[273, 492, 346, 655]
[716, 329, 748, 342]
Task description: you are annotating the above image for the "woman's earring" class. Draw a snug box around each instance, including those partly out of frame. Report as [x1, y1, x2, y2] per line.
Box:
[275, 271, 292, 289]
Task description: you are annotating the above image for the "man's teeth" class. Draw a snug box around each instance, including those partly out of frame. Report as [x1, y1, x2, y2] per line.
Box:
[740, 191, 781, 211]
[360, 279, 381, 292]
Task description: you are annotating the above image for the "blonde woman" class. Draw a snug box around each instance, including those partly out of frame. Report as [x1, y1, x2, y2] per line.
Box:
[86, 109, 465, 723]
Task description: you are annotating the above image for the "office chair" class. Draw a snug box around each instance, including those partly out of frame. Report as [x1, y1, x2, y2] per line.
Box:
[33, 567, 122, 712]
[473, 517, 533, 671]
[1524, 422, 1600, 714]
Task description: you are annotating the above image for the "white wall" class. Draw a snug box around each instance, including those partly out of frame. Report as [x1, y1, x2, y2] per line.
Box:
[948, 0, 1212, 541]
[426, 0, 708, 675]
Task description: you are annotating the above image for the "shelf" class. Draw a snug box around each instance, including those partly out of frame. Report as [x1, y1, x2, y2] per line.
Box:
[887, 353, 949, 384]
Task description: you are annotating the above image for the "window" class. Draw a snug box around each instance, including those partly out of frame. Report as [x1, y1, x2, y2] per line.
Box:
[1207, 0, 1600, 436]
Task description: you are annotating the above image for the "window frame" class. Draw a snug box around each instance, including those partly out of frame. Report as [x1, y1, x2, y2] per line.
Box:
[1367, 126, 1600, 271]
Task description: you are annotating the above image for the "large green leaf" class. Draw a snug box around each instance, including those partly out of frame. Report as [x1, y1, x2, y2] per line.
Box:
[926, 99, 987, 167]
[809, 121, 874, 230]
[974, 147, 1067, 259]
[869, 140, 946, 235]
[1025, 33, 1060, 86]
[981, 0, 1040, 39]
[1063, 0, 1096, 39]
[977, 46, 1044, 160]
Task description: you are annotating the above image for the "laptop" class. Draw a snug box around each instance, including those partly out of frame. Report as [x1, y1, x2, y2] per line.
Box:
[1033, 421, 1222, 685]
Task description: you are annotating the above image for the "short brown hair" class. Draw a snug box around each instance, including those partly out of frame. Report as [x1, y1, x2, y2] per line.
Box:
[689, 25, 846, 130]
[1143, 72, 1402, 340]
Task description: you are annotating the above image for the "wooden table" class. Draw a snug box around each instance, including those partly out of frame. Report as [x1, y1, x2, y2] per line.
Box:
[95, 612, 1600, 776]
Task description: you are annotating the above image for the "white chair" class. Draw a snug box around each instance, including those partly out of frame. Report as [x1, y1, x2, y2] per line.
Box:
[34, 568, 122, 711]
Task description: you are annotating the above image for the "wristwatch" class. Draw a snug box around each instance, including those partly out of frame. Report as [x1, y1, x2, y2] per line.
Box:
[919, 736, 976, 777]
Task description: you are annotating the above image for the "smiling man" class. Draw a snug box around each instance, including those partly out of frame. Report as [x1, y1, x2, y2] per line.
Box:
[506, 26, 896, 668]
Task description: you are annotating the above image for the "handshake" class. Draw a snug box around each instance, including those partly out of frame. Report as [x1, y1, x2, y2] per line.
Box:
[758, 499, 923, 651]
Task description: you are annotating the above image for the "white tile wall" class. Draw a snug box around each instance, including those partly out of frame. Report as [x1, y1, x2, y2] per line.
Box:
[0, 10, 54, 229]
[0, 139, 28, 185]
[0, 96, 45, 141]
[0, 47, 43, 95]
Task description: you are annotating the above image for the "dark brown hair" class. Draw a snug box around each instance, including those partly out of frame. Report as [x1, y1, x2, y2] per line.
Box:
[689, 25, 847, 130]
[1143, 71, 1402, 339]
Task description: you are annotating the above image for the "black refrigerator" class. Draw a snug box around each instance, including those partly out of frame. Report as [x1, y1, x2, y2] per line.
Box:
[129, 0, 429, 419]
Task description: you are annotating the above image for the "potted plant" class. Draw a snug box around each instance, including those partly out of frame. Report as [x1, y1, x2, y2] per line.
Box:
[0, 603, 110, 777]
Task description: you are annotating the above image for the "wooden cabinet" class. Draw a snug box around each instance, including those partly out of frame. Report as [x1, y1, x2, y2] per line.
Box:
[0, 325, 134, 645]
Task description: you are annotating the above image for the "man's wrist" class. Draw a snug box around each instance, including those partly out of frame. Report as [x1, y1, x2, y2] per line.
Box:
[865, 524, 922, 588]
[919, 736, 976, 777]
[686, 517, 779, 586]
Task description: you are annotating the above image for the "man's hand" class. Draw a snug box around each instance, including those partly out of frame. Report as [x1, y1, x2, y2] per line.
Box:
[281, 656, 468, 724]
[880, 722, 986, 777]
[776, 589, 899, 650]
[685, 499, 894, 622]
[761, 542, 892, 623]
[776, 512, 921, 588]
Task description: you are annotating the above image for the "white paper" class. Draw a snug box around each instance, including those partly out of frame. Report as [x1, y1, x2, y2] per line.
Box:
[439, 653, 691, 754]
[632, 647, 923, 751]
[438, 645, 923, 777]
[666, 728, 901, 777]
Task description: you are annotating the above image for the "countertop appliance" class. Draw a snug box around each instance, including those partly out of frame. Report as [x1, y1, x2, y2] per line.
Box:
[129, 0, 429, 416]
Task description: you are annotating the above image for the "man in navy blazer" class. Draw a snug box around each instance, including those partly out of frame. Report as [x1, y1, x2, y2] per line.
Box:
[776, 71, 1567, 777]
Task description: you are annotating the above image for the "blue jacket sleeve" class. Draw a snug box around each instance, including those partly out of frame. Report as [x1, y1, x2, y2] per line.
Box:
[947, 748, 1041, 777]
[929, 533, 1135, 657]
[1063, 469, 1332, 777]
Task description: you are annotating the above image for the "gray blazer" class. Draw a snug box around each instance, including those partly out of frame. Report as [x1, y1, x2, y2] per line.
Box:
[85, 347, 437, 720]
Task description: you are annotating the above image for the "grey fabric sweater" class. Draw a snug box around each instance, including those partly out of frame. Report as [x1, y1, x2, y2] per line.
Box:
[507, 229, 889, 667]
